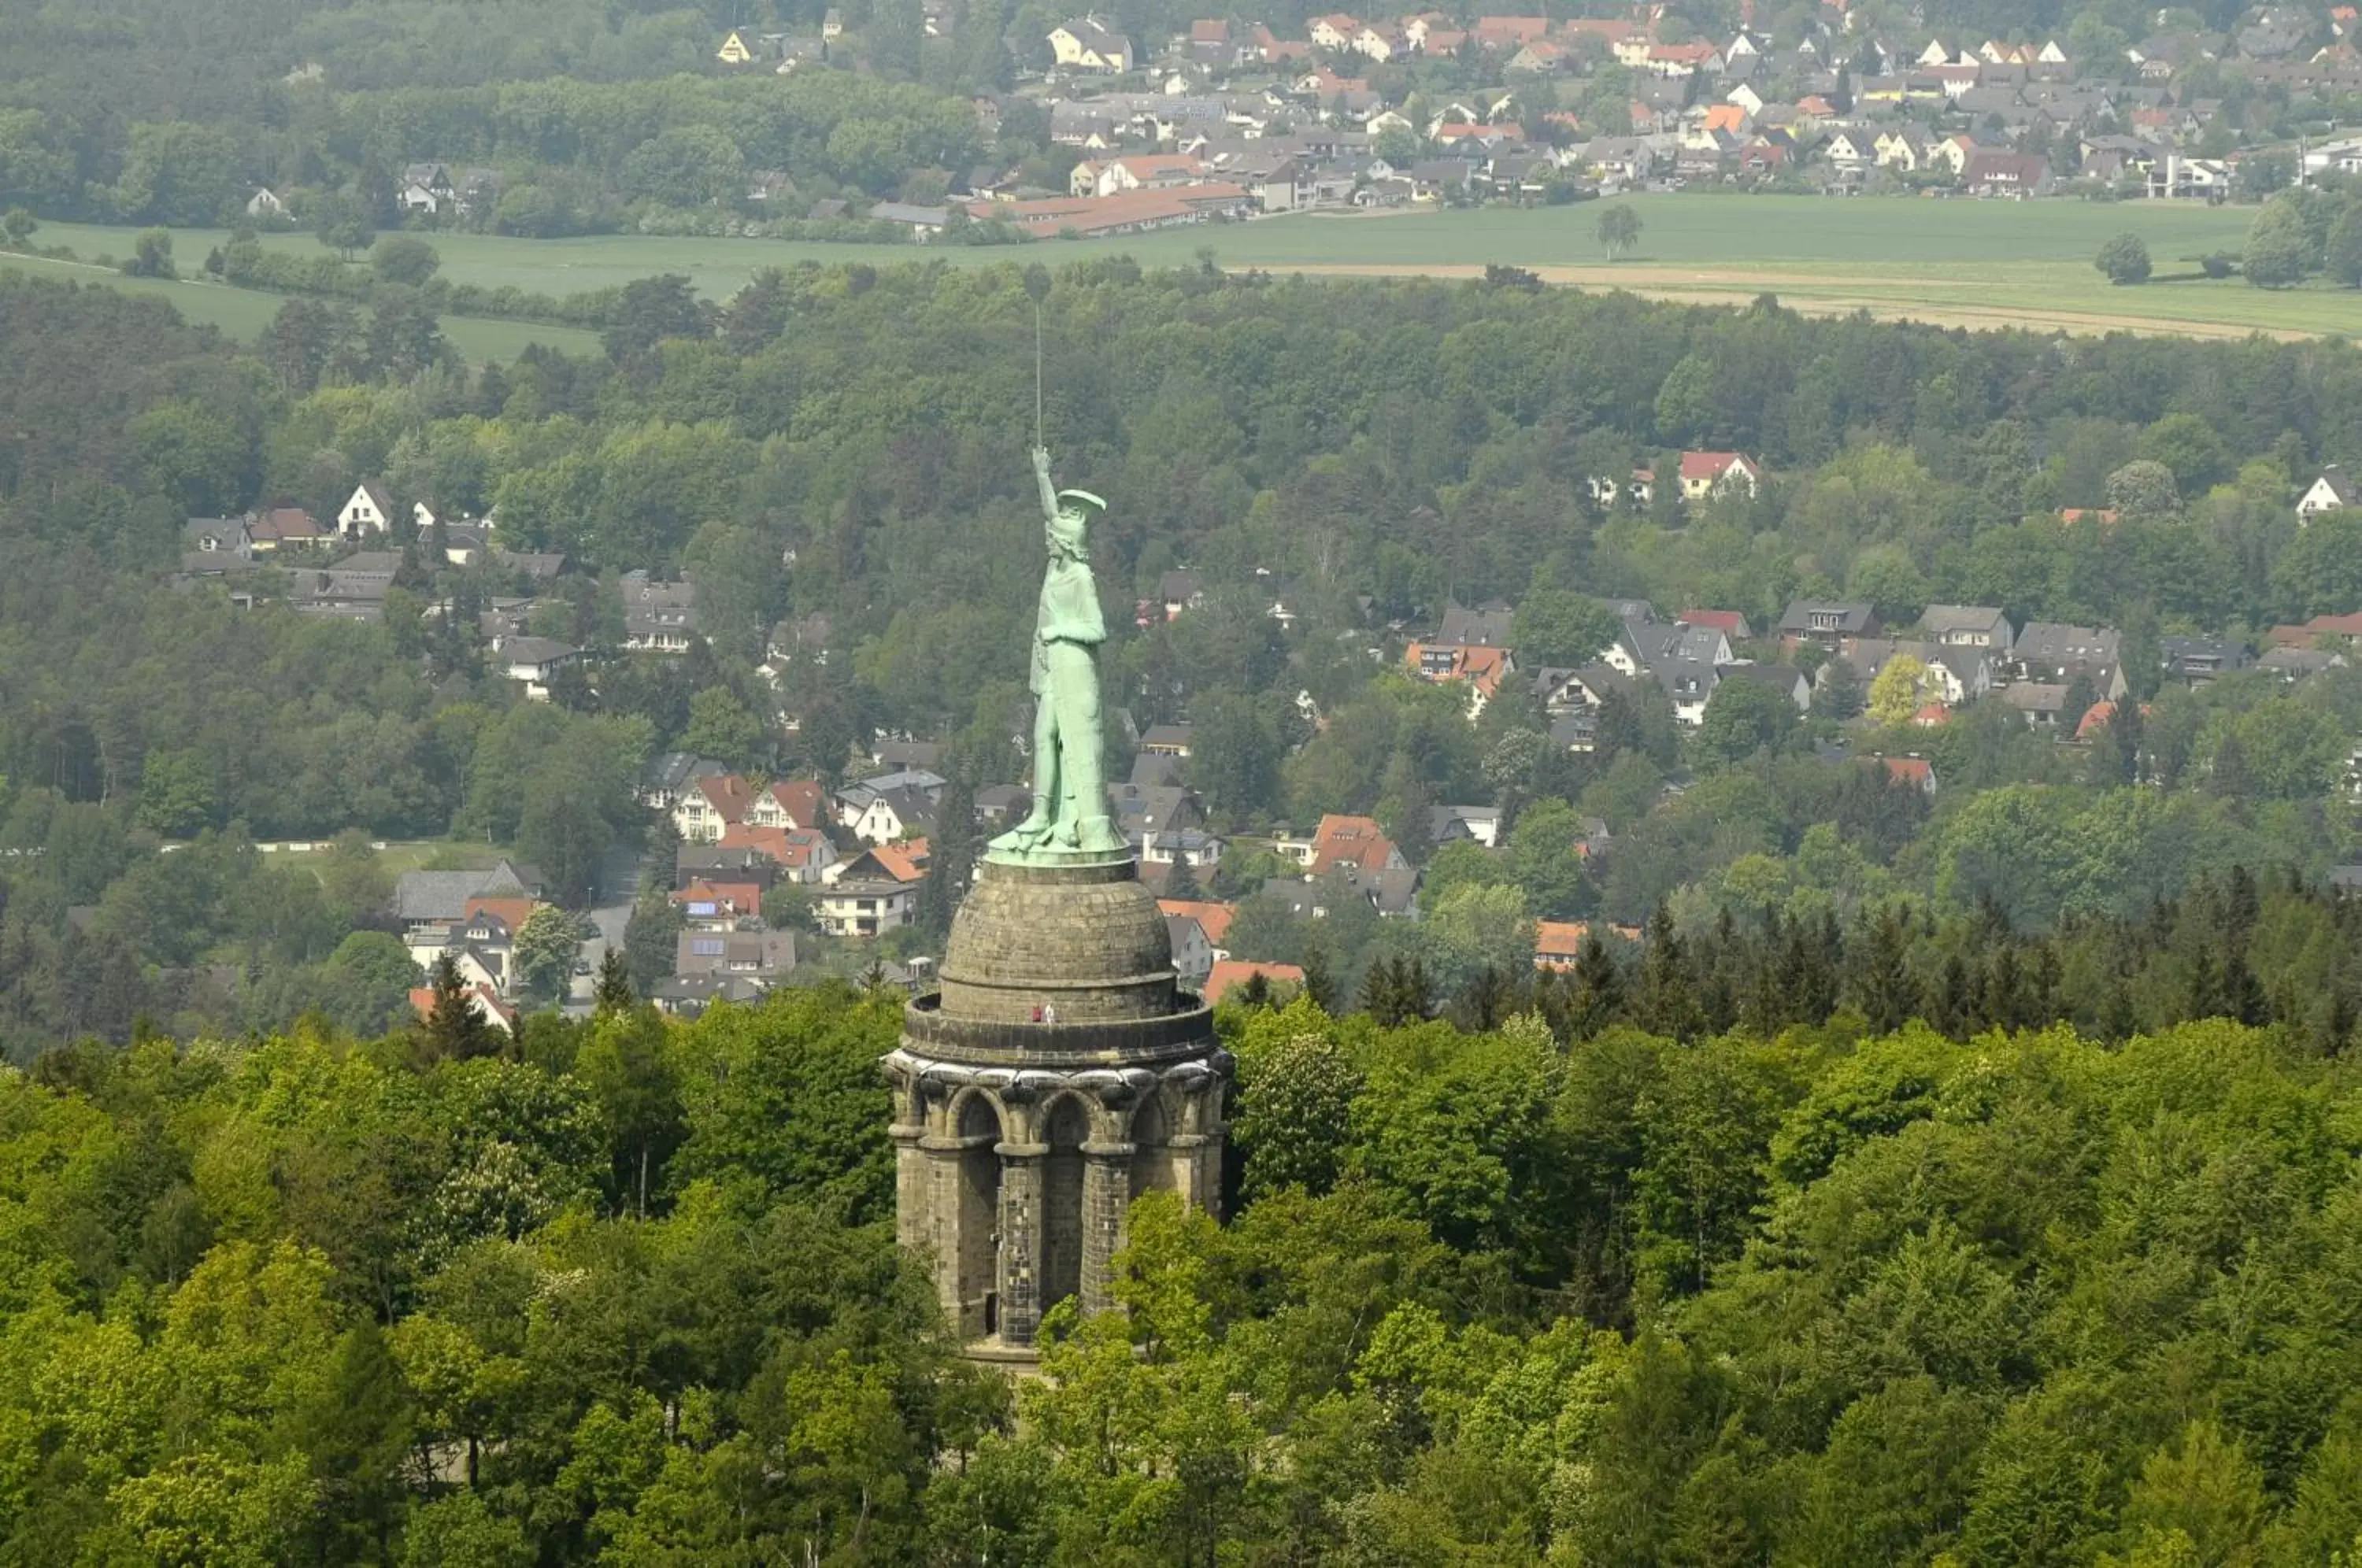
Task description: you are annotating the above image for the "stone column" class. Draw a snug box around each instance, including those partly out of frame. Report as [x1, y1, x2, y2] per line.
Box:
[1079, 1140, 1135, 1315]
[1168, 1132, 1220, 1219]
[995, 1141, 1048, 1345]
[916, 1126, 990, 1333]
[889, 1119, 927, 1256]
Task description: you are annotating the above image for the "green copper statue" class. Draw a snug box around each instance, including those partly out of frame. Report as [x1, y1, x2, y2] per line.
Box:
[988, 446, 1128, 862]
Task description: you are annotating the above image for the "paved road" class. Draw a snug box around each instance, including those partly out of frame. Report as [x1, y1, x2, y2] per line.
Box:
[565, 842, 650, 1011]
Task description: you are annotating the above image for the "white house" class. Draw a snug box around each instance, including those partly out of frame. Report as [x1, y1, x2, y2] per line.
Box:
[336, 482, 394, 540]
[494, 636, 579, 701]
[673, 773, 754, 843]
[1164, 912, 1216, 985]
[2298, 464, 2356, 522]
[1047, 16, 1134, 72]
[816, 844, 927, 937]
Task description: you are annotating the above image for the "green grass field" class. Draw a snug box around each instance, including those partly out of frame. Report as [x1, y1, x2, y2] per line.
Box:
[0, 246, 599, 359]
[18, 195, 2355, 346]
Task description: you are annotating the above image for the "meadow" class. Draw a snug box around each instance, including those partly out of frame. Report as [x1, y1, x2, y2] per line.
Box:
[13, 194, 2354, 350]
[0, 246, 600, 358]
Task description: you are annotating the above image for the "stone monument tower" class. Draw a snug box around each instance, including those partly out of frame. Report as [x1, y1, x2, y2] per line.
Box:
[881, 446, 1230, 1355]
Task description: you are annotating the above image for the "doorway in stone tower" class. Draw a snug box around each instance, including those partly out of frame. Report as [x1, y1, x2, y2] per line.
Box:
[955, 1093, 1001, 1340]
[1040, 1095, 1088, 1313]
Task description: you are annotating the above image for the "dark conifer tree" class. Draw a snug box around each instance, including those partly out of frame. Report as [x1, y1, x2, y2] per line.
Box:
[1361, 955, 1401, 1026]
[1164, 852, 1203, 902]
[1300, 944, 1336, 1013]
[1934, 952, 1976, 1039]
[1634, 904, 1704, 1041]
[2182, 943, 2221, 1023]
[1399, 956, 1434, 1023]
[420, 952, 497, 1063]
[1453, 965, 1509, 1034]
[2222, 948, 2268, 1026]
[593, 949, 635, 1015]
[1985, 944, 2023, 1033]
[1849, 903, 1920, 1035]
[1568, 933, 1624, 1040]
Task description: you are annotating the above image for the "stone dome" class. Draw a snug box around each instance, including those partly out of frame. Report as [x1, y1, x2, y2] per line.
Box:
[935, 856, 1181, 1025]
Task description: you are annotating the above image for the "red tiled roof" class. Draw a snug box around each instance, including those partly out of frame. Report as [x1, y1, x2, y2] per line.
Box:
[676, 878, 761, 908]
[462, 897, 538, 934]
[720, 824, 792, 864]
[1883, 756, 1934, 786]
[1310, 813, 1398, 875]
[1203, 960, 1305, 1004]
[1405, 641, 1513, 697]
[1535, 919, 1590, 967]
[252, 507, 323, 542]
[964, 183, 1249, 239]
[869, 839, 931, 883]
[1159, 898, 1238, 945]
[1679, 449, 1758, 483]
[767, 778, 827, 827]
[1471, 14, 1551, 45]
[697, 773, 756, 823]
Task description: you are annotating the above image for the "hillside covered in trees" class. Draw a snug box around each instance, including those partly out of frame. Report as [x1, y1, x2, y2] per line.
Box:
[0, 973, 2358, 1562]
[8, 257, 2362, 1046]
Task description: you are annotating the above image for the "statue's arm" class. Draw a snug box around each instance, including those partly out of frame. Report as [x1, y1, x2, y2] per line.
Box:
[1031, 446, 1058, 521]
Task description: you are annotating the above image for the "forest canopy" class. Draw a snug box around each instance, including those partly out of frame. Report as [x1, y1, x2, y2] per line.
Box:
[0, 978, 2357, 1562]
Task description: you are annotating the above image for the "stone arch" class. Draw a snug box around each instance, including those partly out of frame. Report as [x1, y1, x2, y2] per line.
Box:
[951, 1090, 1002, 1338]
[1130, 1091, 1177, 1202]
[1038, 1093, 1090, 1314]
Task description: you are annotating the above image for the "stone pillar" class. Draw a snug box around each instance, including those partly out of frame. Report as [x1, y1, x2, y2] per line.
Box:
[995, 1142, 1048, 1346]
[916, 1127, 990, 1333]
[1168, 1132, 1220, 1219]
[889, 1118, 927, 1255]
[1079, 1141, 1135, 1315]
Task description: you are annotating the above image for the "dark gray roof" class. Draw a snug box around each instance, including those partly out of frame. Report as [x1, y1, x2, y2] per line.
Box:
[1920, 604, 2011, 639]
[2013, 621, 2120, 671]
[394, 860, 531, 922]
[1778, 601, 1877, 634]
[1434, 602, 1515, 645]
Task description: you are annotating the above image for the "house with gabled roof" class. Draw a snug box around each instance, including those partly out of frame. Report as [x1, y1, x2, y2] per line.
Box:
[1310, 814, 1406, 876]
[1778, 601, 1880, 652]
[249, 506, 324, 551]
[1679, 450, 1763, 501]
[1961, 150, 2051, 195]
[750, 778, 829, 831]
[1920, 605, 2013, 649]
[641, 752, 727, 811]
[409, 979, 516, 1034]
[816, 841, 928, 937]
[2299, 464, 2356, 520]
[1050, 15, 1135, 72]
[675, 773, 756, 843]
[1405, 642, 1516, 712]
[2012, 622, 2127, 698]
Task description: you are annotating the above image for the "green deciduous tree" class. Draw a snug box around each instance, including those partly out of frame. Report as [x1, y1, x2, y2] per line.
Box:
[2244, 197, 2311, 287]
[2096, 231, 2151, 285]
[510, 906, 583, 1006]
[1597, 202, 1642, 261]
